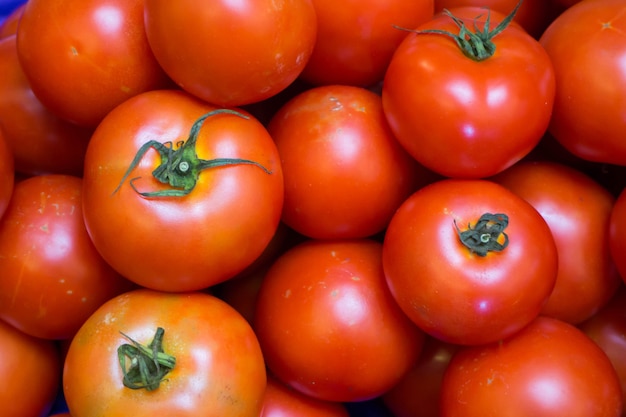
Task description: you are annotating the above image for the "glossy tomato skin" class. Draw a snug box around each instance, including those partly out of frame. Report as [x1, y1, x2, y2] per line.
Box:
[299, 0, 434, 87]
[16, 0, 172, 127]
[0, 319, 61, 417]
[0, 35, 91, 176]
[540, 0, 626, 165]
[579, 286, 626, 413]
[492, 160, 620, 324]
[254, 239, 425, 403]
[383, 179, 558, 345]
[82, 89, 284, 292]
[441, 316, 623, 417]
[0, 126, 13, 219]
[382, 335, 459, 417]
[0, 175, 133, 340]
[64, 289, 267, 417]
[268, 85, 431, 239]
[0, 3, 23, 38]
[144, 0, 316, 107]
[610, 187, 626, 283]
[261, 375, 350, 417]
[382, 8, 555, 178]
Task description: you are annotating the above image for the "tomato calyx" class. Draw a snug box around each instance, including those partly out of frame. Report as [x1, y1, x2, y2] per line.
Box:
[454, 212, 509, 256]
[118, 327, 176, 391]
[395, 0, 521, 61]
[112, 109, 272, 197]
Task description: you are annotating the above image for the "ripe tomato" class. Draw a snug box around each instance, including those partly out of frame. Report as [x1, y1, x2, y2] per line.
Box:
[383, 179, 558, 345]
[382, 5, 555, 178]
[492, 160, 620, 324]
[63, 288, 267, 417]
[268, 84, 433, 239]
[16, 0, 172, 127]
[579, 285, 626, 412]
[610, 187, 626, 283]
[298, 0, 434, 87]
[82, 89, 284, 292]
[0, 34, 91, 176]
[441, 316, 623, 417]
[382, 335, 459, 417]
[0, 319, 61, 417]
[0, 126, 13, 219]
[261, 375, 350, 417]
[539, 0, 626, 165]
[144, 0, 317, 107]
[254, 239, 425, 402]
[0, 174, 133, 340]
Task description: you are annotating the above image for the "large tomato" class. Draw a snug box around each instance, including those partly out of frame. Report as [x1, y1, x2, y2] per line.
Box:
[610, 186, 626, 283]
[63, 288, 267, 417]
[0, 126, 13, 219]
[0, 34, 91, 176]
[539, 0, 626, 165]
[16, 0, 172, 127]
[0, 319, 61, 417]
[267, 84, 433, 240]
[298, 0, 434, 87]
[441, 316, 623, 417]
[82, 89, 284, 292]
[382, 178, 558, 345]
[254, 239, 425, 403]
[382, 5, 555, 178]
[144, 0, 317, 107]
[0, 174, 133, 340]
[492, 160, 620, 324]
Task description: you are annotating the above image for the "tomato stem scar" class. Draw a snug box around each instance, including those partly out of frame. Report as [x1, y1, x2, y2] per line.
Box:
[112, 108, 272, 197]
[118, 327, 176, 391]
[454, 212, 509, 256]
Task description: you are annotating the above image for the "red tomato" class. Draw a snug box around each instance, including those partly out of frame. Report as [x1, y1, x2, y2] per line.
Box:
[610, 187, 626, 283]
[441, 316, 623, 417]
[63, 288, 267, 417]
[382, 335, 459, 417]
[434, 0, 560, 38]
[492, 160, 620, 324]
[261, 375, 350, 417]
[0, 35, 91, 176]
[0, 319, 61, 417]
[383, 179, 558, 345]
[144, 0, 317, 107]
[254, 239, 425, 402]
[16, 0, 172, 127]
[579, 285, 626, 413]
[0, 174, 133, 340]
[382, 5, 555, 178]
[298, 0, 434, 87]
[0, 126, 13, 219]
[540, 0, 626, 165]
[268, 85, 434, 239]
[82, 89, 284, 292]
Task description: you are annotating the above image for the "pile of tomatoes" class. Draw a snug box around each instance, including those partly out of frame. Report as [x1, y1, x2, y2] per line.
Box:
[2, 0, 626, 416]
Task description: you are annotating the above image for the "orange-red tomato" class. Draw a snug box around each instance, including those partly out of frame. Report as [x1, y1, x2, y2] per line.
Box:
[0, 174, 133, 339]
[0, 126, 13, 219]
[64, 289, 267, 417]
[254, 239, 425, 402]
[16, 0, 172, 127]
[0, 319, 61, 417]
